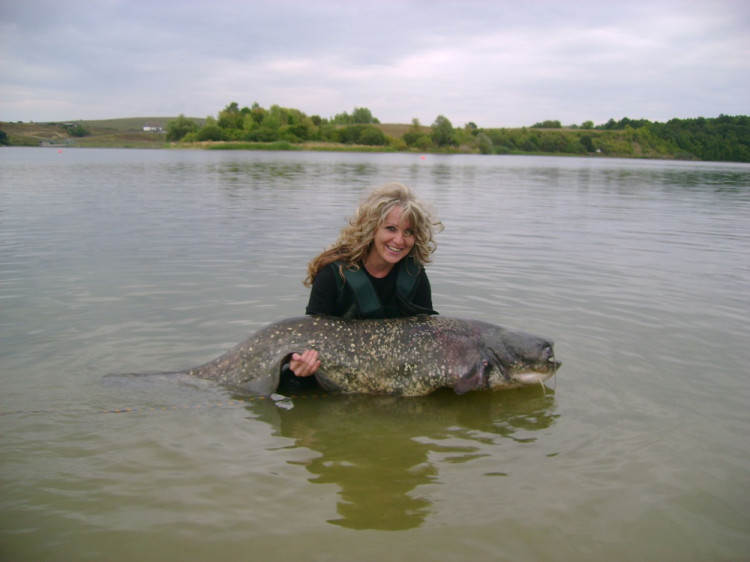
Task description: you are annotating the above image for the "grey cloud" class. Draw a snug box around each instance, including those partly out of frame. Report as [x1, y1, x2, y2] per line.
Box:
[1, 0, 748, 125]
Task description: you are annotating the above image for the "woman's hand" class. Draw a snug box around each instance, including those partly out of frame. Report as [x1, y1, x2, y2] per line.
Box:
[289, 349, 321, 377]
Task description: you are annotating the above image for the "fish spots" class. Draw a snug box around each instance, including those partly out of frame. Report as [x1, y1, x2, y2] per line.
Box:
[185, 316, 558, 396]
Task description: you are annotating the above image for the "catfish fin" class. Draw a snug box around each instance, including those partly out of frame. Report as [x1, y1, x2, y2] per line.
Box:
[453, 359, 489, 395]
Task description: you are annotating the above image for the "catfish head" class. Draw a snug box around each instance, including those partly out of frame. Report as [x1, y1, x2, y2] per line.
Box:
[454, 323, 561, 394]
[486, 326, 560, 389]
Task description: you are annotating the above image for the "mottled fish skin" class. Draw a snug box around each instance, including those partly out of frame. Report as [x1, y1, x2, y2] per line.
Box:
[185, 315, 560, 396]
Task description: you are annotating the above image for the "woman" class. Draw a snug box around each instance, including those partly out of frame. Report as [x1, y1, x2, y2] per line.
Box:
[284, 182, 443, 384]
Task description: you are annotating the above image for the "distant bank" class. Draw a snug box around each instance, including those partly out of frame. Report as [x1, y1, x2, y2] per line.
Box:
[2, 114, 748, 163]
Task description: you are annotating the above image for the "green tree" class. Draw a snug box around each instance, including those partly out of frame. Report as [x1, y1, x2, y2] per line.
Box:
[246, 127, 280, 142]
[477, 132, 493, 154]
[167, 114, 199, 141]
[431, 115, 456, 147]
[69, 123, 90, 137]
[539, 132, 567, 152]
[195, 116, 225, 141]
[282, 118, 315, 142]
[331, 111, 351, 125]
[402, 119, 428, 148]
[351, 107, 376, 124]
[356, 125, 386, 145]
[519, 133, 539, 152]
[332, 107, 380, 125]
[532, 120, 562, 129]
[217, 101, 245, 130]
[415, 135, 434, 151]
[580, 134, 595, 152]
[248, 103, 267, 125]
[337, 124, 385, 145]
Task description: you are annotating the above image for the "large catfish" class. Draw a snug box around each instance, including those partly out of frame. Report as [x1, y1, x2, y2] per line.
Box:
[182, 315, 560, 396]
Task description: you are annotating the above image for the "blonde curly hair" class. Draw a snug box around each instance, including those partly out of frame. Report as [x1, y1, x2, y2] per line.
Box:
[304, 182, 443, 286]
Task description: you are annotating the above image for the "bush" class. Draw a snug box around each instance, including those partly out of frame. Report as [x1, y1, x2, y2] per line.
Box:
[68, 123, 90, 137]
[338, 125, 386, 145]
[477, 133, 493, 154]
[195, 124, 226, 142]
[431, 115, 457, 147]
[357, 126, 386, 146]
[166, 115, 199, 141]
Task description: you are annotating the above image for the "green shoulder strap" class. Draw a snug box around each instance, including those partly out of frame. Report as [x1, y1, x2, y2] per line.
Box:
[396, 257, 422, 301]
[337, 262, 383, 317]
[335, 258, 422, 318]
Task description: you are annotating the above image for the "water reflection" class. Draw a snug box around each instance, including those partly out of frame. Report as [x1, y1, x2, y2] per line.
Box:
[246, 389, 558, 530]
[208, 157, 385, 191]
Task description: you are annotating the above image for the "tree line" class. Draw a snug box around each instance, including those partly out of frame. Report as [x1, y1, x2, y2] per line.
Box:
[166, 102, 463, 150]
[167, 102, 392, 147]
[166, 103, 750, 162]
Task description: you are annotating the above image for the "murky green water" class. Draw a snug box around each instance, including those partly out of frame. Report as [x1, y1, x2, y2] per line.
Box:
[1, 148, 749, 560]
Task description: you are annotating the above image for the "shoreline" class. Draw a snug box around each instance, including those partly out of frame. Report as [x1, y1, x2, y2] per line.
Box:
[3, 119, 747, 163]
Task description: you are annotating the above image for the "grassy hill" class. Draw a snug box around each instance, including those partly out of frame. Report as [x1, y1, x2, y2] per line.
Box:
[1, 117, 203, 148]
[1, 118, 425, 150]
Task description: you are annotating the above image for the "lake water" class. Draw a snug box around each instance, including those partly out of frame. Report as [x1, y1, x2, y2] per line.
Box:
[1, 147, 749, 560]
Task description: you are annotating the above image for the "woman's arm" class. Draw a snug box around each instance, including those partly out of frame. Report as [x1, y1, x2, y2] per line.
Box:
[286, 265, 339, 377]
[305, 265, 339, 316]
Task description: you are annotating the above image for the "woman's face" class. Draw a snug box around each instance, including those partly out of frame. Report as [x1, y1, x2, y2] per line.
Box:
[367, 205, 416, 272]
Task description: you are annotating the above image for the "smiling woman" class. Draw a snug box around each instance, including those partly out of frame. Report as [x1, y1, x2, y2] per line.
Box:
[366, 205, 416, 274]
[283, 182, 443, 381]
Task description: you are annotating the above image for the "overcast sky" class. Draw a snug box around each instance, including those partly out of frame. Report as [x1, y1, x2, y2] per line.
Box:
[1, 0, 748, 127]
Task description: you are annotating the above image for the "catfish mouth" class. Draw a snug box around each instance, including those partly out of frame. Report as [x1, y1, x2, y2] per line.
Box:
[514, 343, 561, 385]
[515, 370, 555, 385]
[540, 343, 561, 373]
